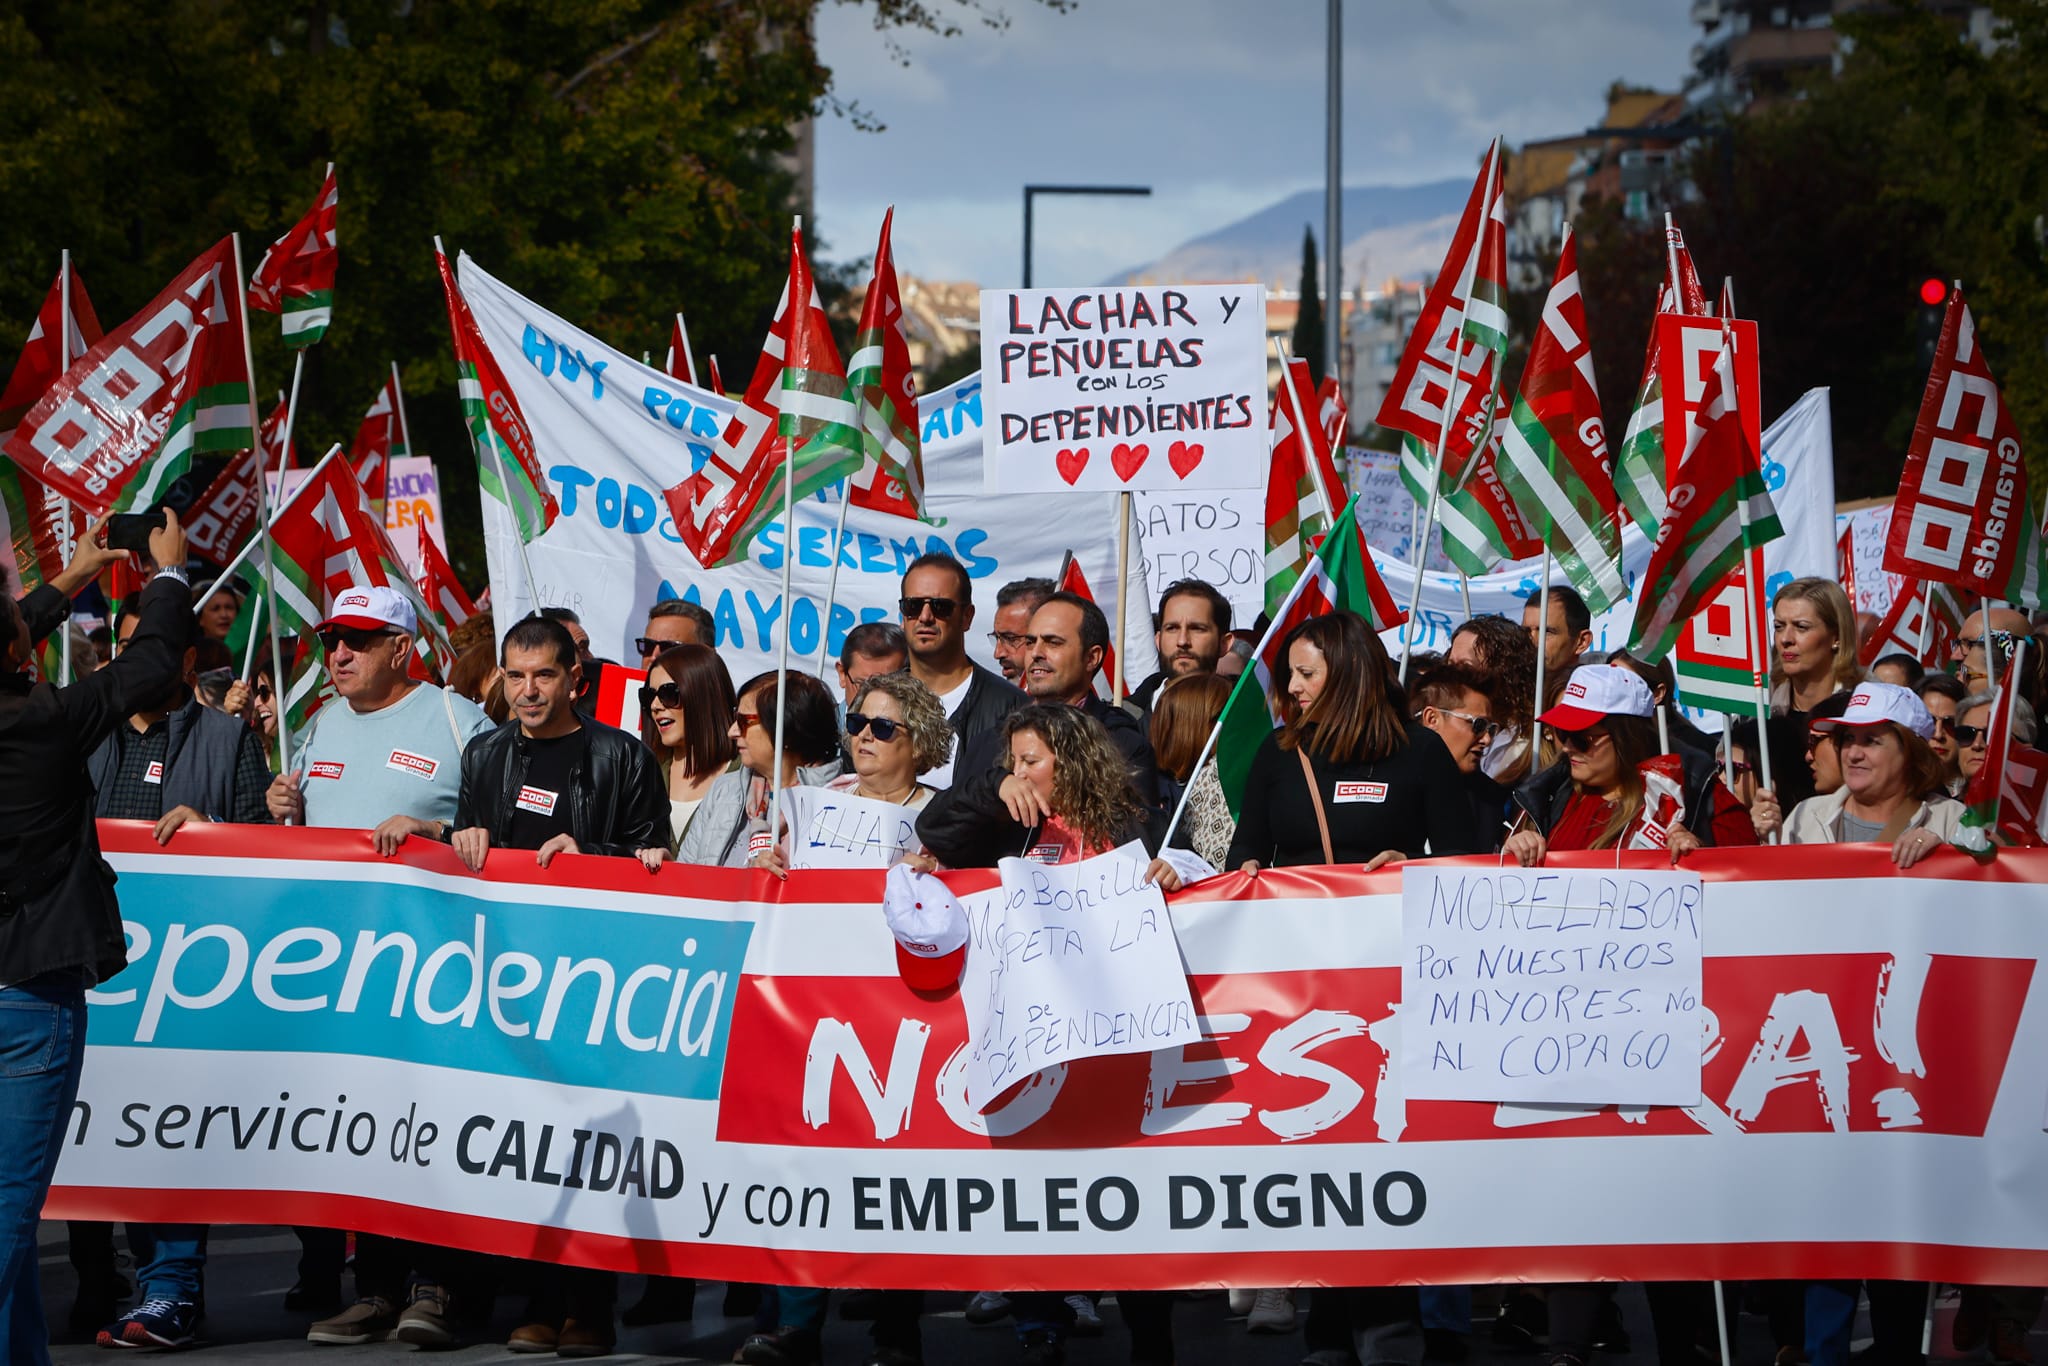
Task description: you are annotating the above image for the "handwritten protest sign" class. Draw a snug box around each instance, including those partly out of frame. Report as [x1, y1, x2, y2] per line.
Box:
[779, 786, 923, 870]
[1400, 864, 1704, 1106]
[980, 285, 1267, 494]
[959, 842, 1200, 1112]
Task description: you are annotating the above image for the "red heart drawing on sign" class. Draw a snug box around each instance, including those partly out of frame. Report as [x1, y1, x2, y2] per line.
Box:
[1168, 440, 1204, 478]
[1111, 442, 1150, 481]
[1055, 447, 1090, 484]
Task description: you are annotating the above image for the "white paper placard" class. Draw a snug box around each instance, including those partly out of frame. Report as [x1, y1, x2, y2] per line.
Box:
[1400, 863, 1704, 1106]
[779, 785, 923, 870]
[960, 842, 1201, 1112]
[979, 285, 1267, 494]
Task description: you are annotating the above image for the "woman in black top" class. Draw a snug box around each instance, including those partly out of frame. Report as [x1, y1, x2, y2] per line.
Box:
[1227, 610, 1478, 870]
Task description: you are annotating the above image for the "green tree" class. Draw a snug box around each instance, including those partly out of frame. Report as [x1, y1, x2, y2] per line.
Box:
[1293, 224, 1324, 386]
[0, 0, 1063, 580]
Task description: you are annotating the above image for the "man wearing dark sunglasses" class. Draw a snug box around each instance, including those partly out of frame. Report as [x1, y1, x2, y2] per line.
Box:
[898, 552, 1024, 787]
[634, 599, 714, 670]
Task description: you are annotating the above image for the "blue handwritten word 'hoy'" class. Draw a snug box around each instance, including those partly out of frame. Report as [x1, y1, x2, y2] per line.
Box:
[521, 325, 607, 401]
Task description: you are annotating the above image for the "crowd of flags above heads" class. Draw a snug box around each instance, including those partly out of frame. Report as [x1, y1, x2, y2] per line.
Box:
[2, 154, 2046, 811]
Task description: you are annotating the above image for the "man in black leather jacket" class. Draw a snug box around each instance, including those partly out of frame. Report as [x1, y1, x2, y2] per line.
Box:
[447, 612, 664, 1357]
[451, 614, 666, 873]
[0, 512, 193, 1362]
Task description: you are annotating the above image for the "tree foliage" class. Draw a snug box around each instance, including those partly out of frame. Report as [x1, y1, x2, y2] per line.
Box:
[1569, 0, 2048, 500]
[1293, 225, 1324, 386]
[0, 0, 1059, 578]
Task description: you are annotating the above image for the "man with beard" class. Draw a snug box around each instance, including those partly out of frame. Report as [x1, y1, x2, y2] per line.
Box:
[1126, 578, 1230, 725]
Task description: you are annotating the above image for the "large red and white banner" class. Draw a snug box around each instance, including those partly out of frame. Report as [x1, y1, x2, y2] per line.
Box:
[50, 824, 2048, 1289]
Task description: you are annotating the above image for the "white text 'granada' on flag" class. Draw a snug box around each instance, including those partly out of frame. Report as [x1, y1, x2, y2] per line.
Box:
[440, 247, 559, 544]
[1881, 286, 2047, 610]
[2, 237, 252, 515]
[248, 166, 339, 348]
[1495, 227, 1627, 612]
[1627, 320, 1783, 664]
[1217, 493, 1403, 817]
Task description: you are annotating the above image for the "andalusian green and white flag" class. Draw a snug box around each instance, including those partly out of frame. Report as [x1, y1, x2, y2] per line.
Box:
[1613, 217, 1709, 533]
[775, 222, 866, 506]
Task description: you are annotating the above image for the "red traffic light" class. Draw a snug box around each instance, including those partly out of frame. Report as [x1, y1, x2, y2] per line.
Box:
[1919, 277, 1949, 307]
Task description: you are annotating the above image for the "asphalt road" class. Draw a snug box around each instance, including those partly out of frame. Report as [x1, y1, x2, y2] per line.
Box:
[34, 1221, 2031, 1365]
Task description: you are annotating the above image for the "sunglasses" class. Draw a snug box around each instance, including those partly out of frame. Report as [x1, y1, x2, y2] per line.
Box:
[1439, 709, 1499, 743]
[255, 683, 274, 702]
[845, 711, 903, 742]
[900, 596, 959, 621]
[634, 636, 666, 659]
[1953, 723, 1989, 747]
[640, 681, 685, 711]
[317, 626, 393, 653]
[1728, 760, 1756, 778]
[1557, 728, 1608, 753]
[734, 711, 761, 735]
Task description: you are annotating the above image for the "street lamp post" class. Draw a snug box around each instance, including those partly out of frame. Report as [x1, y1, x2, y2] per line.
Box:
[1021, 184, 1153, 288]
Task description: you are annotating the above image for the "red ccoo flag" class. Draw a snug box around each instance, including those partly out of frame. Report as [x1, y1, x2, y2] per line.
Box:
[0, 263, 103, 590]
[415, 521, 477, 632]
[665, 312, 698, 388]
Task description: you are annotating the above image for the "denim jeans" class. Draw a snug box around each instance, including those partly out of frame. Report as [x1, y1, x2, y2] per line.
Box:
[0, 977, 89, 1366]
[129, 1223, 207, 1300]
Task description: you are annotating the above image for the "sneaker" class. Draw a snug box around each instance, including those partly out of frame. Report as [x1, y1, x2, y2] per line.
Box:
[1020, 1328, 1065, 1366]
[99, 1298, 199, 1350]
[1228, 1289, 1258, 1316]
[1249, 1288, 1297, 1334]
[966, 1292, 1013, 1325]
[307, 1295, 399, 1346]
[395, 1284, 459, 1349]
[1992, 1319, 2035, 1366]
[1064, 1295, 1103, 1337]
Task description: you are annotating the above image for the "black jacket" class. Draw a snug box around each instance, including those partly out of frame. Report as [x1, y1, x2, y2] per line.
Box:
[916, 762, 1187, 871]
[0, 574, 190, 986]
[88, 693, 269, 823]
[951, 693, 1162, 808]
[1509, 740, 1729, 847]
[947, 661, 1028, 750]
[455, 718, 667, 856]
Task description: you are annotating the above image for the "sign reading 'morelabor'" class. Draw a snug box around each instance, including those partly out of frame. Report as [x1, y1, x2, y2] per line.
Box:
[979, 285, 1267, 494]
[961, 841, 1200, 1111]
[1400, 864, 1704, 1106]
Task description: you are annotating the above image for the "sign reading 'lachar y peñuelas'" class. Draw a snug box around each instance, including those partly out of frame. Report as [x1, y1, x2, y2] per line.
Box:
[980, 285, 1266, 494]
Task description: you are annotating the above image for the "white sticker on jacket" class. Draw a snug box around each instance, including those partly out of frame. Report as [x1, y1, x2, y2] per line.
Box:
[387, 749, 439, 781]
[515, 785, 559, 816]
[1332, 781, 1387, 804]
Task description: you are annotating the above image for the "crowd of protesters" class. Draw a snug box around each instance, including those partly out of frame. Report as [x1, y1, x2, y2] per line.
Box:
[4, 513, 2046, 1366]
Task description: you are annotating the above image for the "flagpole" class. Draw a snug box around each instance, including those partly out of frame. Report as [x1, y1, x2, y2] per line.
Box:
[1397, 342, 1467, 684]
[1735, 509, 1776, 843]
[770, 217, 802, 855]
[1532, 544, 1553, 766]
[1719, 711, 1736, 791]
[232, 232, 293, 777]
[57, 248, 74, 686]
[1113, 492, 1131, 703]
[814, 479, 855, 679]
[1915, 581, 1932, 662]
[1985, 598, 2003, 696]
[390, 360, 415, 459]
[1273, 336, 1338, 523]
[1456, 572, 1472, 622]
[239, 592, 266, 679]
[674, 312, 697, 383]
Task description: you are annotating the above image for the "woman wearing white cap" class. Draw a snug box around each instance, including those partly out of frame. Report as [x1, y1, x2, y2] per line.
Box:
[1504, 665, 1756, 867]
[1781, 681, 1961, 864]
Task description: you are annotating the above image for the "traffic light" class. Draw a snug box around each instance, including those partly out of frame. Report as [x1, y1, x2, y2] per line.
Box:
[1916, 276, 1950, 365]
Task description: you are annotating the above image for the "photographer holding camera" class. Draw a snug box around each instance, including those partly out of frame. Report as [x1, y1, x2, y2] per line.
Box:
[0, 509, 193, 1364]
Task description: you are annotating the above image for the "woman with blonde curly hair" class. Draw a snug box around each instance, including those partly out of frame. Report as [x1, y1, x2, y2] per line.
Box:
[917, 702, 1189, 884]
[1770, 576, 1863, 721]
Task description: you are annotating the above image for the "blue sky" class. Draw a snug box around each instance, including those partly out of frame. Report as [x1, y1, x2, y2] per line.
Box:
[813, 0, 1697, 287]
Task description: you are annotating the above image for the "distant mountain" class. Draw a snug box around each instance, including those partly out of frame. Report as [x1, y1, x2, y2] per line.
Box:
[1111, 178, 1469, 289]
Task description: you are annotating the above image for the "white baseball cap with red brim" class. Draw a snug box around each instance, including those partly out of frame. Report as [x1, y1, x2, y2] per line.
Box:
[1808, 681, 1936, 740]
[881, 863, 968, 992]
[316, 584, 417, 635]
[1537, 665, 1657, 732]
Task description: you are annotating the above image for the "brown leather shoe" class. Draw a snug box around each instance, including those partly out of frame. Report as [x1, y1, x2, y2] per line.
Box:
[507, 1321, 560, 1354]
[556, 1318, 616, 1358]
